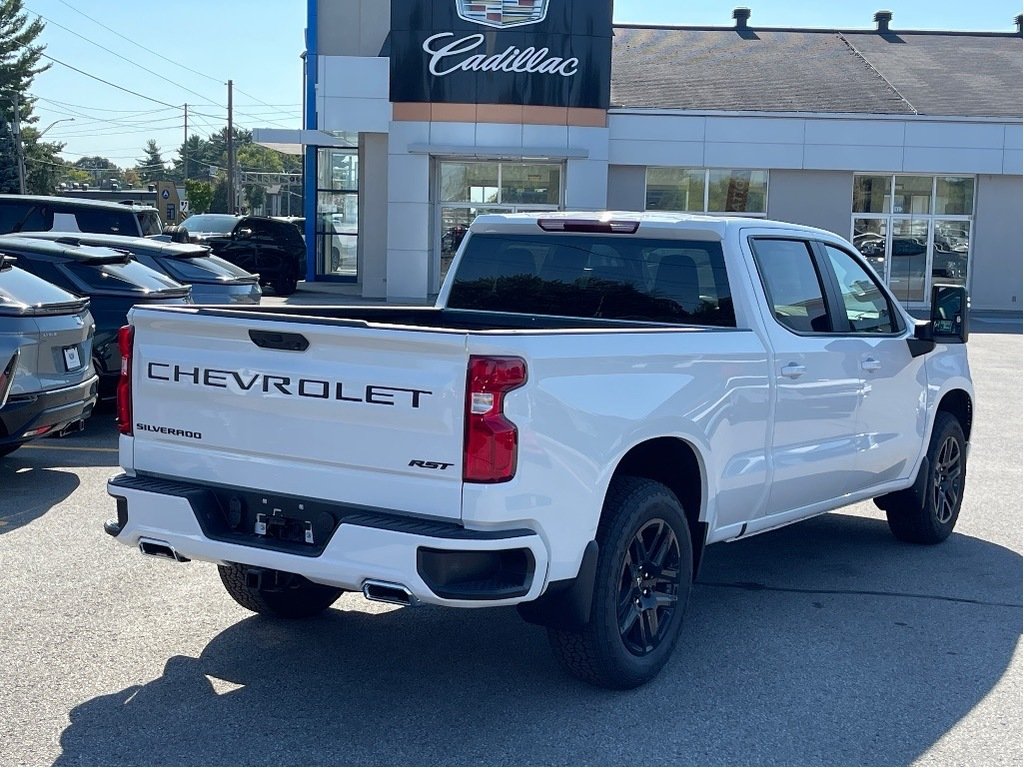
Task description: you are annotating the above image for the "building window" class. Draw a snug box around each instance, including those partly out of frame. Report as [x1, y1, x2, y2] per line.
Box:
[437, 160, 563, 285]
[316, 147, 358, 281]
[646, 168, 768, 215]
[852, 175, 974, 306]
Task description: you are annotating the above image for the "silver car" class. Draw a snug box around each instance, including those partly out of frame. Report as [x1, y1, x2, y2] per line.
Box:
[0, 255, 97, 458]
[14, 232, 262, 305]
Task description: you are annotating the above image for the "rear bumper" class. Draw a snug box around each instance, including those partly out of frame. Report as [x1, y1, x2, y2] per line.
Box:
[105, 473, 549, 608]
[0, 375, 98, 446]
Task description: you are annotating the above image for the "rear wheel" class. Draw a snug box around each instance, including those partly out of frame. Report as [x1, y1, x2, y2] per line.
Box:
[548, 477, 692, 689]
[883, 412, 966, 544]
[218, 564, 343, 618]
[272, 273, 298, 296]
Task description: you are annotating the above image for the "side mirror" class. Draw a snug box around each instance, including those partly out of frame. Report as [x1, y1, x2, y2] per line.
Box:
[930, 284, 969, 343]
[909, 284, 969, 357]
[237, 228, 253, 240]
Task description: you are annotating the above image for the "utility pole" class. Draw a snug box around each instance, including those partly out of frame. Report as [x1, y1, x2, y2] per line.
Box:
[226, 80, 235, 213]
[12, 93, 26, 195]
[183, 103, 188, 184]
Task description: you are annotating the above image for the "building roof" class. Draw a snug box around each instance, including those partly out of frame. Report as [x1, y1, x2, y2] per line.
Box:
[611, 26, 1023, 117]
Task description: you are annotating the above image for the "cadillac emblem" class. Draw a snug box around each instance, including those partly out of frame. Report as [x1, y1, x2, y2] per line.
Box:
[455, 0, 550, 29]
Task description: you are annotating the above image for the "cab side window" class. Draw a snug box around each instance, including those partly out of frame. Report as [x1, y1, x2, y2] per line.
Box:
[822, 245, 898, 334]
[750, 238, 831, 333]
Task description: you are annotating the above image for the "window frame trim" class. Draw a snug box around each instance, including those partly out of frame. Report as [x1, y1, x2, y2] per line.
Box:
[747, 235, 836, 337]
[811, 240, 907, 338]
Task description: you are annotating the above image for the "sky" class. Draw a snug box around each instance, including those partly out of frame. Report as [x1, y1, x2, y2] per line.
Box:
[22, 0, 1024, 166]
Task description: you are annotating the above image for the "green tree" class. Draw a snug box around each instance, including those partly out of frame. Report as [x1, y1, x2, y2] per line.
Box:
[136, 139, 166, 178]
[210, 178, 230, 214]
[1, 0, 49, 193]
[20, 125, 64, 194]
[73, 156, 125, 188]
[184, 178, 213, 215]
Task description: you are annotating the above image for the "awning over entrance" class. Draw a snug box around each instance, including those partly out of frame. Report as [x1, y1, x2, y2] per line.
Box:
[252, 129, 358, 155]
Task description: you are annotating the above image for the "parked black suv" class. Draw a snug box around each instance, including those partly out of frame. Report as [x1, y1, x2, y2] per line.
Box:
[0, 237, 190, 398]
[175, 214, 306, 295]
[0, 194, 164, 238]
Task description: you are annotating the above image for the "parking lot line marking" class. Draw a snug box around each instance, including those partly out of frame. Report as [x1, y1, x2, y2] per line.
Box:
[20, 445, 119, 454]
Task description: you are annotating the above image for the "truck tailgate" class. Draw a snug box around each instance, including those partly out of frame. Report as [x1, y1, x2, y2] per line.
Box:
[126, 309, 468, 520]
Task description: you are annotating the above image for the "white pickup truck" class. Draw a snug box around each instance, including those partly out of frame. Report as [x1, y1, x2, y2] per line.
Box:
[105, 212, 973, 688]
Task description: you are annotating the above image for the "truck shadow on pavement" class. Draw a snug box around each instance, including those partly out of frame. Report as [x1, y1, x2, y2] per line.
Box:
[0, 459, 80, 535]
[54, 512, 1022, 767]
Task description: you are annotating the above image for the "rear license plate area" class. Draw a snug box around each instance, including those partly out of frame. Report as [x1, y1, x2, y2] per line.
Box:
[62, 345, 82, 371]
[191, 488, 342, 556]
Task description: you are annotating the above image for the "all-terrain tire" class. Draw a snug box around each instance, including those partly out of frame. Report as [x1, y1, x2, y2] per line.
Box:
[547, 477, 693, 689]
[884, 411, 967, 544]
[218, 564, 343, 618]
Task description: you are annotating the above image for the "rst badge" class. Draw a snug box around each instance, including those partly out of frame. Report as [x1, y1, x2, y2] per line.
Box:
[456, 0, 549, 29]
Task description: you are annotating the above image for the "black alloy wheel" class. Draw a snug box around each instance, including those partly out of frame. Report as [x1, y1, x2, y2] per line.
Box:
[617, 518, 681, 656]
[931, 433, 963, 525]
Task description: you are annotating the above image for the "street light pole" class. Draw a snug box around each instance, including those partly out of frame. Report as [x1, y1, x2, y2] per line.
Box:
[37, 117, 74, 138]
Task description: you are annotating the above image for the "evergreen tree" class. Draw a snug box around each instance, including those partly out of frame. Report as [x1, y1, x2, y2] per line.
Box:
[1, 0, 49, 193]
[0, 0, 47, 122]
[136, 139, 166, 177]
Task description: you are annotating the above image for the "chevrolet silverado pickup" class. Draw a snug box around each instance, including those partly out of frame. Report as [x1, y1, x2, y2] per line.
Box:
[105, 212, 973, 689]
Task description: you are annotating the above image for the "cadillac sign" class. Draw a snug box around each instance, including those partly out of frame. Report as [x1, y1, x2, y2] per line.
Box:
[455, 0, 549, 29]
[388, 0, 612, 109]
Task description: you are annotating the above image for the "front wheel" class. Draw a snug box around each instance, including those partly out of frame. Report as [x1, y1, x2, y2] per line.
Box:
[218, 564, 343, 618]
[548, 477, 692, 689]
[883, 412, 967, 544]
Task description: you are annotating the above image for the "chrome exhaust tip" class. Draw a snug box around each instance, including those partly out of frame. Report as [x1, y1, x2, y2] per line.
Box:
[362, 580, 417, 607]
[138, 538, 190, 563]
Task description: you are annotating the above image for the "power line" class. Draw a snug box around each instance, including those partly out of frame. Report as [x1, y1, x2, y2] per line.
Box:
[35, 57, 225, 122]
[30, 8, 228, 109]
[53, 0, 226, 87]
[38, 3, 297, 129]
[35, 97, 180, 115]
[39, 53, 183, 110]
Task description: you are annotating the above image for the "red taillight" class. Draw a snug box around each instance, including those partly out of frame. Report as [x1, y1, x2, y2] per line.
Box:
[116, 325, 134, 435]
[464, 356, 527, 483]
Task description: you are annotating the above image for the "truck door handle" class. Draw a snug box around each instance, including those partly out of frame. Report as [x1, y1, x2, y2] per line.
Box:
[861, 358, 883, 373]
[780, 363, 806, 379]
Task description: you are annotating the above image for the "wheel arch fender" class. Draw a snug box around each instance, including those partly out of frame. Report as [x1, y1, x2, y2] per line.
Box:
[604, 432, 711, 579]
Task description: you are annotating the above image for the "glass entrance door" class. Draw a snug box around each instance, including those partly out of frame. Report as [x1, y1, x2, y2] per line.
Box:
[852, 175, 974, 308]
[435, 159, 563, 290]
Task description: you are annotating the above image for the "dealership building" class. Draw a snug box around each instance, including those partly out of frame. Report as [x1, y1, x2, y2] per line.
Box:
[255, 1, 1023, 312]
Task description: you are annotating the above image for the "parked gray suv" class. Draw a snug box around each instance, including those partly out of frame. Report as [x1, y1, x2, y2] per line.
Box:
[0, 255, 97, 458]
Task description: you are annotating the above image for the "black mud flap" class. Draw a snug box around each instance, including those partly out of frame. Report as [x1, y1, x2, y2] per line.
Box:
[517, 540, 598, 630]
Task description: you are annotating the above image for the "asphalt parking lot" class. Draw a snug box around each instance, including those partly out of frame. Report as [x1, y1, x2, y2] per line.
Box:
[0, 308, 1020, 766]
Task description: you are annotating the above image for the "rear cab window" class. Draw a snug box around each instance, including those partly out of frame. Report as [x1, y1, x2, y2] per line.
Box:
[447, 233, 735, 327]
